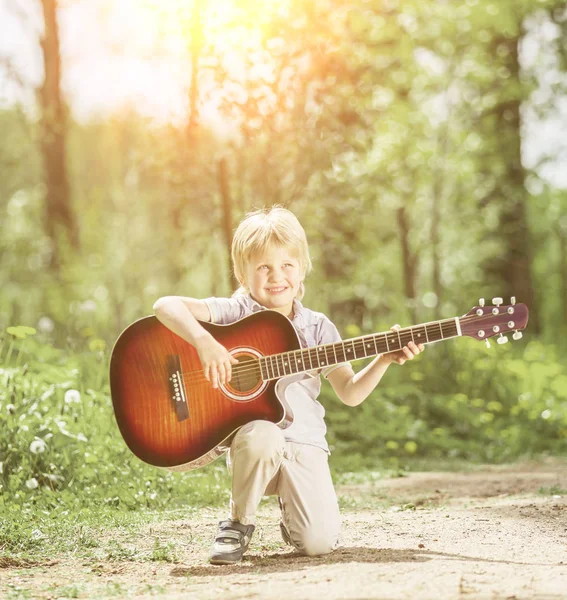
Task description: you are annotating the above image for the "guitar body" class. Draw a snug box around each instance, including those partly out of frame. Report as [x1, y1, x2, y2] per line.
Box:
[109, 311, 300, 471]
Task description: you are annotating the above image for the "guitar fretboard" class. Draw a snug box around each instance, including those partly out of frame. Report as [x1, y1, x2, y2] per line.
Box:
[258, 317, 460, 380]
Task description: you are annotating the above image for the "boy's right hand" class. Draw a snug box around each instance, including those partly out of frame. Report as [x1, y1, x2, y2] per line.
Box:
[196, 334, 239, 389]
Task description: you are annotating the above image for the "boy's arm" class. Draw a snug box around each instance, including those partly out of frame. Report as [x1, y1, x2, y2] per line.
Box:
[152, 296, 211, 345]
[152, 296, 238, 388]
[327, 327, 424, 407]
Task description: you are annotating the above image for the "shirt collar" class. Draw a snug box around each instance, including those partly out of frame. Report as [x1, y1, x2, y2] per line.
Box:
[242, 294, 305, 327]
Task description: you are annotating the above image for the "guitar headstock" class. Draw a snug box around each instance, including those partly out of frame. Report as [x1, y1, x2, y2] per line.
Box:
[460, 297, 529, 347]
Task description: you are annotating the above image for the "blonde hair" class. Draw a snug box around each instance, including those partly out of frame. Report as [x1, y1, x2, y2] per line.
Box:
[231, 206, 312, 300]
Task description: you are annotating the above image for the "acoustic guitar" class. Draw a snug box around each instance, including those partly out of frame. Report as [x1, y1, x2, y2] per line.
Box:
[109, 297, 528, 472]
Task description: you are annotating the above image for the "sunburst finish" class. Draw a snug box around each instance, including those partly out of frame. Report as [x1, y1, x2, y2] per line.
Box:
[109, 311, 300, 469]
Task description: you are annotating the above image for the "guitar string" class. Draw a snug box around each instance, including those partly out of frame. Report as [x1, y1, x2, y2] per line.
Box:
[171, 312, 521, 385]
[175, 312, 521, 386]
[178, 322, 460, 385]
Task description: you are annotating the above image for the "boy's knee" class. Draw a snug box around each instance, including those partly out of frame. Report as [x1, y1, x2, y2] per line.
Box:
[295, 529, 338, 557]
[232, 420, 284, 458]
[287, 519, 339, 557]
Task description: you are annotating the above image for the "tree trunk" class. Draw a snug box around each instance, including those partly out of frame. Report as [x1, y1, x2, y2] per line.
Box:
[558, 219, 567, 332]
[396, 205, 417, 324]
[430, 188, 442, 321]
[187, 0, 203, 136]
[39, 0, 78, 270]
[219, 157, 238, 291]
[480, 30, 539, 331]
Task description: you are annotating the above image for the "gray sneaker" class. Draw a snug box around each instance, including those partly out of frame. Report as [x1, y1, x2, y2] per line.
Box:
[209, 520, 255, 565]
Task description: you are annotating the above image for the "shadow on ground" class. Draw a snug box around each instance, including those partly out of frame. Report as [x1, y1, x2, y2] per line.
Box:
[170, 546, 558, 577]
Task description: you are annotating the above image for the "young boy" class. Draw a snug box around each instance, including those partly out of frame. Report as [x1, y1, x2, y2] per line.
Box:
[152, 207, 424, 565]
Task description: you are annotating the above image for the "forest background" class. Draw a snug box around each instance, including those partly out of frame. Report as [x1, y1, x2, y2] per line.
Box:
[1, 0, 567, 542]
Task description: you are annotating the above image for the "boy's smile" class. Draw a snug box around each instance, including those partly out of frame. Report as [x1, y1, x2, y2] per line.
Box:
[242, 244, 305, 318]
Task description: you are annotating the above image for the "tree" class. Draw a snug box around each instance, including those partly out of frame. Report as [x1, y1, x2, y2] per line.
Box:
[39, 0, 79, 269]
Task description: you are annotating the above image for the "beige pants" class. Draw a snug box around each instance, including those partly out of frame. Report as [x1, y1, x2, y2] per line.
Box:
[226, 420, 341, 556]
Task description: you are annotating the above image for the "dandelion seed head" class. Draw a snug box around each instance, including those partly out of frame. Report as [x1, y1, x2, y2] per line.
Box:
[30, 439, 47, 454]
[64, 389, 81, 404]
[37, 316, 54, 333]
[26, 478, 39, 490]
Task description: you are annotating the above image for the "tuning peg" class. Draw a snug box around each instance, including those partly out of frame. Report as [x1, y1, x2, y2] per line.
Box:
[485, 339, 491, 349]
[497, 334, 508, 344]
[492, 297, 503, 307]
[510, 296, 516, 305]
[512, 330, 523, 341]
[479, 298, 485, 307]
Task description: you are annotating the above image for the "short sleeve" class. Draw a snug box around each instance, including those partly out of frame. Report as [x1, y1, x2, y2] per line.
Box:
[317, 316, 350, 379]
[202, 297, 245, 325]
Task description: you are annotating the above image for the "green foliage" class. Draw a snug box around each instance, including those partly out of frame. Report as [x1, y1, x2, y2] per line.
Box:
[325, 338, 567, 466]
[0, 332, 231, 519]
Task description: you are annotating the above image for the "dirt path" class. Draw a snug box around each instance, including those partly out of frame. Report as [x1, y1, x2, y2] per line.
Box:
[3, 460, 567, 599]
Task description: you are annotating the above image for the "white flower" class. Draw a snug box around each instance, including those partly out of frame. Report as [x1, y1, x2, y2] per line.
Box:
[37, 316, 54, 333]
[26, 478, 39, 490]
[30, 439, 47, 454]
[80, 300, 97, 313]
[6, 404, 15, 414]
[64, 389, 81, 404]
[77, 433, 88, 442]
[31, 529, 43, 539]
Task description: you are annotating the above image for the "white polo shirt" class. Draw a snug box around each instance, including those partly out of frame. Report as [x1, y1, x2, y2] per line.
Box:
[203, 294, 347, 453]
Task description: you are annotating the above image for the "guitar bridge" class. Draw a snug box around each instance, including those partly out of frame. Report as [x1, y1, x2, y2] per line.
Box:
[168, 355, 189, 421]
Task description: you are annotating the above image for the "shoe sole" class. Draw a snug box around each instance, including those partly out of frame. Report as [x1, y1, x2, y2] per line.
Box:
[209, 557, 242, 565]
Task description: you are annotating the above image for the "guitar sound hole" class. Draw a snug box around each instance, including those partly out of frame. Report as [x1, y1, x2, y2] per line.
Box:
[229, 353, 262, 393]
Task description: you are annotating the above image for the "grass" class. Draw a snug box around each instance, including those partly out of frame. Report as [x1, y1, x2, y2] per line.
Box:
[538, 484, 567, 495]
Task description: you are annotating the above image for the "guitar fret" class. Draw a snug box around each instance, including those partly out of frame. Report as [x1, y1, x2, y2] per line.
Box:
[414, 325, 426, 343]
[259, 358, 266, 380]
[350, 339, 356, 358]
[325, 345, 333, 366]
[284, 351, 291, 375]
[401, 329, 412, 347]
[281, 352, 287, 376]
[372, 334, 379, 355]
[389, 332, 398, 351]
[346, 340, 354, 359]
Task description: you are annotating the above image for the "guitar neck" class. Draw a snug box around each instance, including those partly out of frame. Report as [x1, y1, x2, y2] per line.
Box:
[259, 317, 461, 381]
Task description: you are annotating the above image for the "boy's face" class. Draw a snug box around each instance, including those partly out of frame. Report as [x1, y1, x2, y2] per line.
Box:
[242, 244, 305, 317]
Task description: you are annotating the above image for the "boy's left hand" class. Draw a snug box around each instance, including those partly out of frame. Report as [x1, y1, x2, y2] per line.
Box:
[381, 324, 425, 366]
